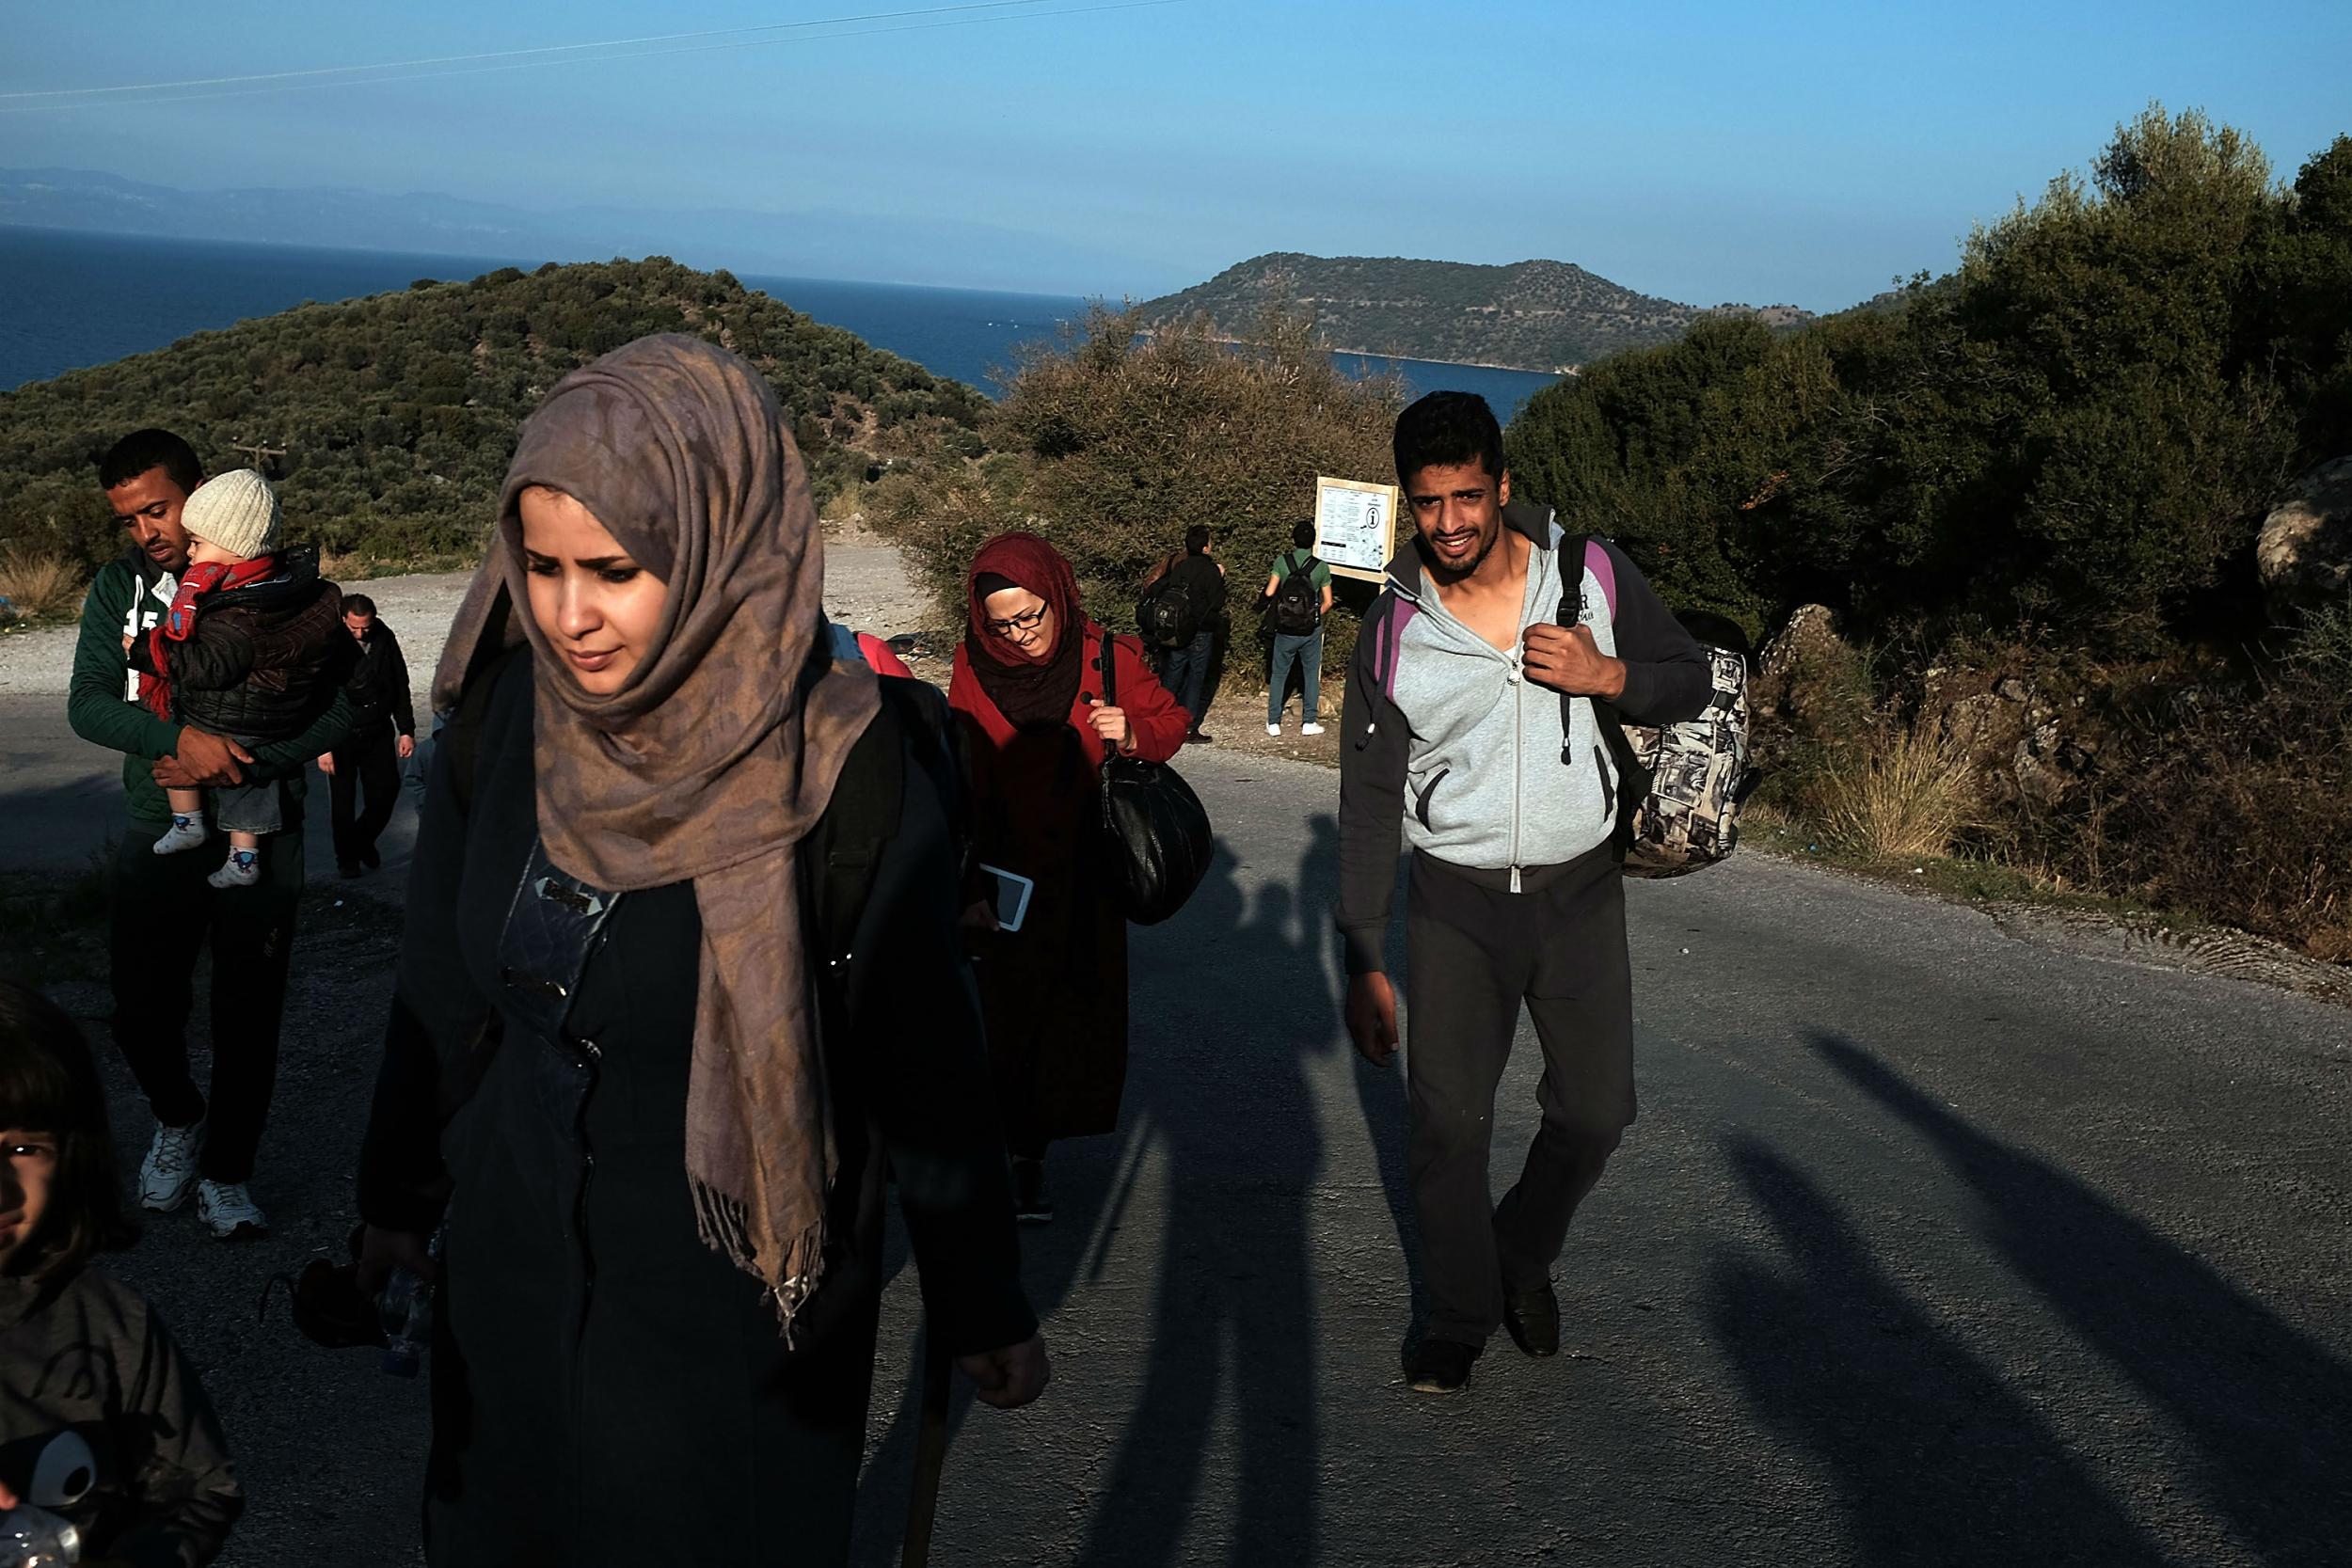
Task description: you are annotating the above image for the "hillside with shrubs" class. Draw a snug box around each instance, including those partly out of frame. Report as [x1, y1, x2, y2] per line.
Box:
[0, 256, 988, 578]
[1136, 252, 1814, 372]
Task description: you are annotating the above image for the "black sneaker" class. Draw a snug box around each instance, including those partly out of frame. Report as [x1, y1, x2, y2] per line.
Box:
[1186, 729, 1215, 746]
[1011, 1157, 1054, 1225]
[1404, 1338, 1478, 1394]
[338, 862, 363, 879]
[359, 845, 381, 870]
[1502, 1277, 1561, 1358]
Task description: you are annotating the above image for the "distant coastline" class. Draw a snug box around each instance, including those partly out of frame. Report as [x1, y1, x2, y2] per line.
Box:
[1153, 327, 1580, 378]
[0, 227, 1566, 420]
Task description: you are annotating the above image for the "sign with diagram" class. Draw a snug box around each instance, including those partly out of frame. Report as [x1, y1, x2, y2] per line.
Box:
[1313, 475, 1401, 582]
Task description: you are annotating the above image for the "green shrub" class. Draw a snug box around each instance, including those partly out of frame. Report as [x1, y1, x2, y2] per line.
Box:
[0, 259, 988, 574]
[1505, 109, 2349, 660]
[876, 303, 1404, 663]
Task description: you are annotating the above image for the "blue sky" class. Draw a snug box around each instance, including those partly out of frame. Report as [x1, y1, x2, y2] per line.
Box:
[4, 0, 2346, 307]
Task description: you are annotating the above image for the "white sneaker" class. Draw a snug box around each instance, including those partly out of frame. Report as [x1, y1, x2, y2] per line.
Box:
[1301, 722, 1326, 736]
[1266, 722, 1282, 736]
[206, 848, 262, 890]
[139, 1118, 205, 1212]
[152, 814, 208, 855]
[195, 1179, 268, 1239]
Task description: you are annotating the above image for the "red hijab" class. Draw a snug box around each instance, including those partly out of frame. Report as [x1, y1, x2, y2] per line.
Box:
[964, 531, 1088, 727]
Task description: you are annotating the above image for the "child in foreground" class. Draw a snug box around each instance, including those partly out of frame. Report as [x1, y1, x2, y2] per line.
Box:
[0, 980, 242, 1565]
[125, 468, 344, 889]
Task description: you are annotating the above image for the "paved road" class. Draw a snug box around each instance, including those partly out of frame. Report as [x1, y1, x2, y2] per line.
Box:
[5, 705, 2348, 1565]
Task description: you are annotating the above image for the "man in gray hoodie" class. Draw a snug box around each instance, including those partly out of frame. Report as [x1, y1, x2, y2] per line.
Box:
[1337, 391, 1710, 1394]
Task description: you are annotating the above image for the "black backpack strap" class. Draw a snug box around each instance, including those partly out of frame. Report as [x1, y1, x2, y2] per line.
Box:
[807, 673, 975, 975]
[807, 689, 906, 973]
[1098, 629, 1118, 708]
[446, 643, 528, 817]
[1556, 531, 1647, 850]
[883, 674, 968, 876]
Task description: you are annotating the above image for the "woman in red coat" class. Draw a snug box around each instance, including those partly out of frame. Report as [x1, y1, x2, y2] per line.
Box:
[948, 533, 1189, 1221]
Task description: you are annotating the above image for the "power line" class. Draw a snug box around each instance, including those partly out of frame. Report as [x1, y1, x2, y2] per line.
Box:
[0, 0, 1178, 108]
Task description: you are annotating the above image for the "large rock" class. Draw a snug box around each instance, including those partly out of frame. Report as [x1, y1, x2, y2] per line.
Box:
[1942, 689, 2029, 767]
[1757, 604, 1842, 683]
[2257, 455, 2352, 608]
[1754, 604, 1856, 723]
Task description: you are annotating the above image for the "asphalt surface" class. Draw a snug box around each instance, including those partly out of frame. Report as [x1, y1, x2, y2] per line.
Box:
[3, 688, 2348, 1564]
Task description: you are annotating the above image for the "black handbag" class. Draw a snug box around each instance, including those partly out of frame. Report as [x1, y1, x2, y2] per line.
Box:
[1094, 634, 1214, 925]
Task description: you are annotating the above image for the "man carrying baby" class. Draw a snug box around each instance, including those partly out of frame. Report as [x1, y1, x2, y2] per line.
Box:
[69, 431, 355, 1239]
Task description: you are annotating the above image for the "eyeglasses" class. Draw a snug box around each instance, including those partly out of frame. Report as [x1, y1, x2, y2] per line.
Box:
[983, 604, 1050, 638]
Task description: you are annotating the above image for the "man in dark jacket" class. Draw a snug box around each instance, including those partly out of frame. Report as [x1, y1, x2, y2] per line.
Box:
[1337, 392, 1711, 1395]
[1149, 524, 1227, 741]
[319, 594, 416, 878]
[69, 430, 356, 1241]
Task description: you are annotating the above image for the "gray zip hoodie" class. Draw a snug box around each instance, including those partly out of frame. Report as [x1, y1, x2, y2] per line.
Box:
[1336, 502, 1710, 975]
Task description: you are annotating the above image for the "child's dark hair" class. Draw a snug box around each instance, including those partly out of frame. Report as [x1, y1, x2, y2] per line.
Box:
[0, 982, 135, 1280]
[1292, 519, 1317, 549]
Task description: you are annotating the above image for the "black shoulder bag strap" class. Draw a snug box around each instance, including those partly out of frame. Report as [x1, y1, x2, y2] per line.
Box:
[808, 686, 909, 976]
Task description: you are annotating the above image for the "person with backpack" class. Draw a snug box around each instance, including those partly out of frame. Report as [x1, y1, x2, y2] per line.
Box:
[949, 532, 1190, 1222]
[1140, 525, 1226, 742]
[1261, 519, 1334, 736]
[353, 336, 1045, 1566]
[1336, 391, 1711, 1396]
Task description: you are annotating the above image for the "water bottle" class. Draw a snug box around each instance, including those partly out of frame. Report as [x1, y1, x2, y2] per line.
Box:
[377, 1264, 432, 1378]
[0, 1503, 81, 1566]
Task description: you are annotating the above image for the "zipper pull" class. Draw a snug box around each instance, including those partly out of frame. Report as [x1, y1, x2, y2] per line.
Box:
[1509, 865, 1522, 895]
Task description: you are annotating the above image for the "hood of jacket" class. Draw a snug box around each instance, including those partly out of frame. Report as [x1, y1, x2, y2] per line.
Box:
[207, 543, 324, 618]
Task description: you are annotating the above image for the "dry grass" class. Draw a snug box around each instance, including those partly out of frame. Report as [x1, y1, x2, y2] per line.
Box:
[819, 475, 871, 524]
[1813, 723, 1981, 860]
[0, 550, 83, 620]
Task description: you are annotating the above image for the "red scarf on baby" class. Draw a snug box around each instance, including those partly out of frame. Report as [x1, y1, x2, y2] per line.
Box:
[138, 555, 279, 720]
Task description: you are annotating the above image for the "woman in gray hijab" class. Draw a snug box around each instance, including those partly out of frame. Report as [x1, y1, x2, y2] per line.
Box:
[356, 335, 1045, 1565]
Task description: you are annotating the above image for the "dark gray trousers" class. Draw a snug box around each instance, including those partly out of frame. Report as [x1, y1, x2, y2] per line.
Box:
[1405, 844, 1636, 1347]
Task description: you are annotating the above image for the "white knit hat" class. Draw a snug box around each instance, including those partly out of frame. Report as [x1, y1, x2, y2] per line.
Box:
[182, 468, 281, 560]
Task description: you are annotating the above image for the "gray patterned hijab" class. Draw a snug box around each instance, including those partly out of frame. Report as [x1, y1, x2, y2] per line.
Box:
[435, 333, 879, 1334]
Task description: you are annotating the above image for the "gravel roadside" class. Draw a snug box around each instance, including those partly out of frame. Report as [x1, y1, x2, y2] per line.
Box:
[0, 538, 942, 702]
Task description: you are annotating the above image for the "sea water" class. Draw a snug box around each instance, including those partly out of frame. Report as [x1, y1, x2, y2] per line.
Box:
[0, 226, 1562, 418]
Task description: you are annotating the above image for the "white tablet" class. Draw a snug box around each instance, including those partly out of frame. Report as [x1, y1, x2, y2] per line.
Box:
[977, 863, 1034, 934]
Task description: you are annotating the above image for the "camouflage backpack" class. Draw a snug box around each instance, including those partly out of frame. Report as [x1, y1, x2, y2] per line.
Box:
[1576, 538, 1752, 879]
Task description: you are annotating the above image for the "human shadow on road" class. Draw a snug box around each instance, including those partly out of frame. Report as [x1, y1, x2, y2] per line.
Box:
[1072, 834, 1330, 1567]
[1307, 813, 1424, 1341]
[852, 1060, 1143, 1563]
[1814, 1029, 2352, 1564]
[1707, 1134, 2168, 1564]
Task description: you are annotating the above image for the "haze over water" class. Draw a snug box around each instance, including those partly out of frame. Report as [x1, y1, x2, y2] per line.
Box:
[0, 226, 1563, 419]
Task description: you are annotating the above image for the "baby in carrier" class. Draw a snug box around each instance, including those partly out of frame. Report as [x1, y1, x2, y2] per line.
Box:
[125, 469, 345, 888]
